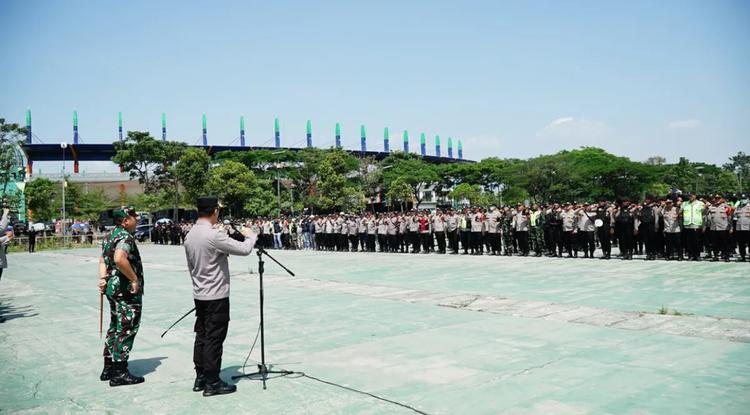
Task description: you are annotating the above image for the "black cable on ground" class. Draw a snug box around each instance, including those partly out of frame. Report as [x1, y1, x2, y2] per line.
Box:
[241, 323, 262, 375]
[296, 372, 431, 415]
[239, 331, 430, 415]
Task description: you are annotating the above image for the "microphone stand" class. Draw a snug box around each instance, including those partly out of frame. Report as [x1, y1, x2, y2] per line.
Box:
[232, 246, 295, 390]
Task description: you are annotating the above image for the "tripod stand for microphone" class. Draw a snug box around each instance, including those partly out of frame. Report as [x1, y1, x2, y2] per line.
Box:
[232, 247, 295, 390]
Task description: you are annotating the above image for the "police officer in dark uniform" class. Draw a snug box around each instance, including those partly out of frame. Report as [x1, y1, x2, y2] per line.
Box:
[595, 197, 613, 259]
[28, 223, 37, 253]
[637, 195, 659, 260]
[614, 198, 636, 260]
[545, 203, 562, 257]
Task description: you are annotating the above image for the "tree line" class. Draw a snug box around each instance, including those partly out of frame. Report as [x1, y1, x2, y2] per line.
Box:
[20, 130, 750, 222]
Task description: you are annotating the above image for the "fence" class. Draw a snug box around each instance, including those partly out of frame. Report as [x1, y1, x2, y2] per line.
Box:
[8, 234, 107, 253]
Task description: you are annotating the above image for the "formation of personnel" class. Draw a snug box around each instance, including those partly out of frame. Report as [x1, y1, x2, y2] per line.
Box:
[94, 193, 747, 392]
[240, 192, 749, 262]
[151, 221, 191, 245]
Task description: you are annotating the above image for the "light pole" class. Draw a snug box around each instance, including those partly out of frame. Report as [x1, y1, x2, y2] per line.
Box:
[694, 166, 704, 195]
[276, 163, 281, 213]
[379, 165, 393, 212]
[272, 150, 284, 214]
[290, 184, 294, 216]
[60, 142, 67, 245]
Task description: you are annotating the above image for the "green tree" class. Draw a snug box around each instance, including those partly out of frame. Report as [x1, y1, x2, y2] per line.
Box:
[129, 192, 167, 213]
[176, 148, 212, 204]
[385, 177, 413, 211]
[0, 118, 27, 206]
[112, 131, 186, 193]
[449, 183, 482, 206]
[25, 177, 56, 222]
[382, 153, 440, 209]
[206, 161, 257, 218]
[78, 188, 111, 222]
[723, 151, 750, 192]
[315, 150, 362, 212]
[244, 179, 280, 217]
[357, 156, 384, 211]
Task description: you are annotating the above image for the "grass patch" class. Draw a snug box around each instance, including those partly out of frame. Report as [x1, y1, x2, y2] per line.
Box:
[656, 305, 692, 316]
[7, 237, 102, 253]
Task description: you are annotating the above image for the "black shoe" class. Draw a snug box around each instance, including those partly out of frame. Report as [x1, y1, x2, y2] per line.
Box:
[109, 363, 145, 387]
[202, 379, 237, 397]
[100, 358, 113, 381]
[193, 374, 206, 392]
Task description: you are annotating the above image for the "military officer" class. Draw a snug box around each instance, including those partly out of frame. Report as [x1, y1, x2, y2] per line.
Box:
[98, 206, 145, 387]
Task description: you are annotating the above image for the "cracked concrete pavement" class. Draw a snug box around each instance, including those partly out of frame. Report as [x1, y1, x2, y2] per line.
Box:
[1, 245, 749, 414]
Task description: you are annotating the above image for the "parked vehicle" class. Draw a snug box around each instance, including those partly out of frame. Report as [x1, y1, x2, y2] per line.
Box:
[134, 224, 153, 242]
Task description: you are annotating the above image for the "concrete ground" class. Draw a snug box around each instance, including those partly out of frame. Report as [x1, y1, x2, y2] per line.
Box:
[1, 245, 749, 414]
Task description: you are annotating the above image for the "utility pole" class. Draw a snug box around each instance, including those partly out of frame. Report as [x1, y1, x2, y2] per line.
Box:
[61, 142, 67, 245]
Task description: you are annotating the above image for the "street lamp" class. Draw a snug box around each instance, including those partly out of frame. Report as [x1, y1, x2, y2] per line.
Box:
[694, 166, 705, 195]
[272, 151, 284, 214]
[275, 163, 282, 213]
[377, 165, 393, 212]
[60, 142, 67, 245]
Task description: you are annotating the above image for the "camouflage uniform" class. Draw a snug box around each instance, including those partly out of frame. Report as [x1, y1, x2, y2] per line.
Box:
[530, 210, 545, 256]
[501, 211, 514, 255]
[102, 226, 144, 363]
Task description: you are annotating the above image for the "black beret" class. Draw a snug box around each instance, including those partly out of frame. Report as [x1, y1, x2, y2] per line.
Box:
[197, 196, 221, 211]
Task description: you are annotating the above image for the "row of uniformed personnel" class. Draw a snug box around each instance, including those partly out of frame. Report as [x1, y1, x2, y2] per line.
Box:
[245, 192, 750, 262]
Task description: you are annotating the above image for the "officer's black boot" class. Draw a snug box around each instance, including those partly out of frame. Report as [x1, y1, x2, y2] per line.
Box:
[202, 379, 237, 397]
[109, 361, 145, 387]
[193, 370, 206, 392]
[100, 357, 113, 381]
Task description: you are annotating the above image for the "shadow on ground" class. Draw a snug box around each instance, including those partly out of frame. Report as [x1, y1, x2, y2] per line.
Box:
[0, 295, 38, 321]
[221, 364, 302, 386]
[129, 356, 168, 377]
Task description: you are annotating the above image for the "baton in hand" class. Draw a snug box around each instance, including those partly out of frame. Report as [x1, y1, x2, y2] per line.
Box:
[99, 293, 103, 338]
[161, 307, 196, 338]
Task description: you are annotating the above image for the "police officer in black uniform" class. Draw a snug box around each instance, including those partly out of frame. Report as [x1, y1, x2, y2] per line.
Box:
[614, 197, 636, 260]
[595, 197, 613, 259]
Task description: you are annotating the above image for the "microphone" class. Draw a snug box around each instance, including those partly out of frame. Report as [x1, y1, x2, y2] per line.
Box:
[225, 221, 246, 242]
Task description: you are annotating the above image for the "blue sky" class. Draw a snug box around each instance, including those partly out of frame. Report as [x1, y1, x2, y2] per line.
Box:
[1, 0, 748, 173]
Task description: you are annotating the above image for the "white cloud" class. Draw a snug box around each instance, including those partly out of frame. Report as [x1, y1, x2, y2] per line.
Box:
[537, 117, 609, 141]
[549, 117, 574, 127]
[667, 119, 701, 130]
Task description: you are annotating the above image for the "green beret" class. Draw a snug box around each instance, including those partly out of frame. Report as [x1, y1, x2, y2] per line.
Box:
[113, 206, 137, 219]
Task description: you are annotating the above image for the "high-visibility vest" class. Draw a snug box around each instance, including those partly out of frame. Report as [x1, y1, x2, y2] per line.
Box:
[681, 200, 704, 226]
[530, 211, 540, 227]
